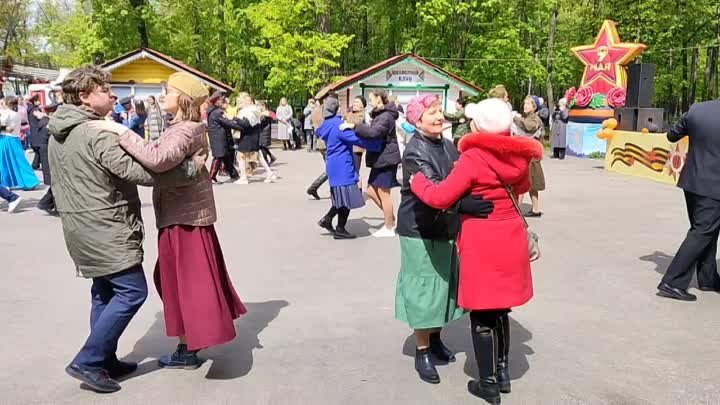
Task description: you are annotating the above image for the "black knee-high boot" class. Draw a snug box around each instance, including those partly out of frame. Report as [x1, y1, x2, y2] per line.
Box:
[558, 148, 566, 160]
[468, 311, 501, 404]
[333, 208, 356, 239]
[496, 311, 511, 393]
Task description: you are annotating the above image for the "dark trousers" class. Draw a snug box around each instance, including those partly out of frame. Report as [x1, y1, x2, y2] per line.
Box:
[0, 185, 18, 203]
[305, 129, 315, 150]
[260, 146, 275, 163]
[38, 187, 55, 211]
[662, 191, 720, 290]
[210, 155, 239, 181]
[32, 146, 41, 170]
[72, 266, 148, 370]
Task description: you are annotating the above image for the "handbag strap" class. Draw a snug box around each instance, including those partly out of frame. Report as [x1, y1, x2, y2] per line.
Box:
[504, 185, 530, 229]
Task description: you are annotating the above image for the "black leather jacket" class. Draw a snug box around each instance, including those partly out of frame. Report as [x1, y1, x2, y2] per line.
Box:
[397, 132, 460, 240]
[355, 103, 401, 168]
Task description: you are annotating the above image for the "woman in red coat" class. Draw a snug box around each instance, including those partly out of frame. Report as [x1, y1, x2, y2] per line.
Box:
[410, 98, 543, 404]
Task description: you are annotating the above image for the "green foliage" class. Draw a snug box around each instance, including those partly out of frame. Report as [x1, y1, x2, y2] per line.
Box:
[588, 152, 606, 159]
[10, 0, 720, 113]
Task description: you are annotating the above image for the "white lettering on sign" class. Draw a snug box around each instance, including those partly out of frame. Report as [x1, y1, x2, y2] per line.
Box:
[386, 69, 425, 83]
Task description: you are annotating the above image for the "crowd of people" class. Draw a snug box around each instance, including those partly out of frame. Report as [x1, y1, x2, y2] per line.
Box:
[1, 61, 579, 404]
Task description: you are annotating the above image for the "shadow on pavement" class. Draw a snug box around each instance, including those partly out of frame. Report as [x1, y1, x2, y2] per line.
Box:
[121, 300, 289, 381]
[640, 250, 704, 289]
[401, 314, 533, 381]
[346, 219, 377, 237]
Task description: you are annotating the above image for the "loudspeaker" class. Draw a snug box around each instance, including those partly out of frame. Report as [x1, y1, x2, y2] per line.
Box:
[636, 108, 665, 132]
[626, 63, 655, 108]
[615, 108, 638, 131]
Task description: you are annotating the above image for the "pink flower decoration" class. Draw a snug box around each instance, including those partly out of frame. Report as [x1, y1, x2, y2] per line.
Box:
[575, 86, 594, 108]
[564, 87, 577, 103]
[607, 87, 627, 108]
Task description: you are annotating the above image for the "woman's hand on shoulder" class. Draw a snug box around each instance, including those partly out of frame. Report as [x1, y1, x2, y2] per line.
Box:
[87, 120, 133, 137]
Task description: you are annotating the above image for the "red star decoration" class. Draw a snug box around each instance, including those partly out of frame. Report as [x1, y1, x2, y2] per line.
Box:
[572, 20, 646, 95]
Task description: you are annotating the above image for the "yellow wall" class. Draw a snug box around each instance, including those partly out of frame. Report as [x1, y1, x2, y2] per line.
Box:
[109, 58, 176, 84]
[604, 131, 689, 185]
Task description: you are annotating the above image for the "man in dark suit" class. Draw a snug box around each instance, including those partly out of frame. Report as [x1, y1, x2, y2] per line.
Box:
[658, 99, 720, 301]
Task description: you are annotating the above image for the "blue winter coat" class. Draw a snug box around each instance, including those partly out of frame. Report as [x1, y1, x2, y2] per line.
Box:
[317, 115, 382, 187]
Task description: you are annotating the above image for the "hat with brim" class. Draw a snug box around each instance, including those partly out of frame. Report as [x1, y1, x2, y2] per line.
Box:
[168, 72, 210, 105]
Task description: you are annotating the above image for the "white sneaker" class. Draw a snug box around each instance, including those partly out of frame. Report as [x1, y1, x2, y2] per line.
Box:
[372, 226, 396, 238]
[8, 196, 22, 213]
[234, 178, 250, 185]
[264, 174, 278, 183]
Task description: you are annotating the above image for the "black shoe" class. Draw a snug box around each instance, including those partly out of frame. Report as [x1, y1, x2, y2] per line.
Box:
[333, 228, 357, 240]
[429, 332, 456, 363]
[38, 205, 57, 216]
[65, 364, 121, 393]
[496, 362, 511, 394]
[307, 189, 321, 200]
[468, 378, 501, 405]
[698, 285, 720, 292]
[318, 218, 335, 234]
[414, 348, 440, 384]
[657, 282, 697, 301]
[158, 344, 202, 370]
[107, 360, 138, 379]
[524, 211, 543, 218]
[269, 156, 278, 165]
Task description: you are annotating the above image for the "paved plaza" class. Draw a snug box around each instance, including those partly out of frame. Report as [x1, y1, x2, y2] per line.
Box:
[2, 149, 720, 405]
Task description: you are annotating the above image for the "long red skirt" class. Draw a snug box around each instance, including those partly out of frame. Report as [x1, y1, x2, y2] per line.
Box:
[154, 224, 247, 351]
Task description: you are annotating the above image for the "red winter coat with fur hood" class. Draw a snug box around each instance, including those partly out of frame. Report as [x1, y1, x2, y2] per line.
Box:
[410, 131, 544, 310]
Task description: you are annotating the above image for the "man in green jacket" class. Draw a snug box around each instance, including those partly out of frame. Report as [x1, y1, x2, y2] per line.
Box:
[48, 66, 205, 393]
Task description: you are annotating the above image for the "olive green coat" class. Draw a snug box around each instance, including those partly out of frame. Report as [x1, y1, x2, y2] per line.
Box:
[48, 104, 199, 278]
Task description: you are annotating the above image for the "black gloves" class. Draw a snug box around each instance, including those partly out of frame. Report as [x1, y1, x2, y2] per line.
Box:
[457, 193, 494, 218]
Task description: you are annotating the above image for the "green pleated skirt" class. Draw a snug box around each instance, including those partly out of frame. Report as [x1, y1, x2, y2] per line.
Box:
[395, 236, 466, 330]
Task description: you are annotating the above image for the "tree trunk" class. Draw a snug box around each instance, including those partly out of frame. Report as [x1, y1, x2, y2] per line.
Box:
[688, 47, 698, 105]
[545, 1, 559, 112]
[217, 0, 228, 81]
[681, 46, 688, 112]
[128, 0, 149, 48]
[2, 0, 21, 52]
[704, 46, 717, 100]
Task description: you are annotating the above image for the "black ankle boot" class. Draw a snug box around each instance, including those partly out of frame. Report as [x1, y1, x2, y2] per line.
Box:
[469, 311, 502, 403]
[496, 312, 511, 393]
[429, 332, 456, 362]
[318, 217, 335, 234]
[333, 227, 356, 239]
[158, 344, 202, 370]
[468, 377, 501, 405]
[414, 348, 440, 384]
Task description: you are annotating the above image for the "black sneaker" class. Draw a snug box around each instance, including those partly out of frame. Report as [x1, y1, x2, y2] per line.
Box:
[107, 360, 138, 379]
[65, 364, 121, 393]
[158, 344, 202, 370]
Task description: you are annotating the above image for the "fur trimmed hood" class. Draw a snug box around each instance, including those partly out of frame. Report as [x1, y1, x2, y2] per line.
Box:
[458, 131, 544, 160]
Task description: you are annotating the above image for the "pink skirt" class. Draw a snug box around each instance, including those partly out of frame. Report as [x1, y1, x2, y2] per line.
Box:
[154, 224, 247, 351]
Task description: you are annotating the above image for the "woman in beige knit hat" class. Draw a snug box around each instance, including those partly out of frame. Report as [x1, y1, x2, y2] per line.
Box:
[93, 72, 246, 369]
